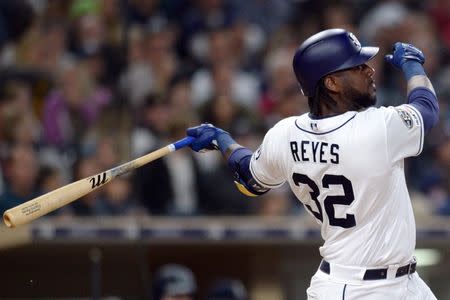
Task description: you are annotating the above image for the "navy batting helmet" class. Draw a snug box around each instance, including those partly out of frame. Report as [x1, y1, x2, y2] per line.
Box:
[152, 264, 197, 300]
[292, 28, 379, 97]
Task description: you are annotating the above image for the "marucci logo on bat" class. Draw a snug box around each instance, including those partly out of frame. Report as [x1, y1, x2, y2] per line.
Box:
[89, 172, 108, 189]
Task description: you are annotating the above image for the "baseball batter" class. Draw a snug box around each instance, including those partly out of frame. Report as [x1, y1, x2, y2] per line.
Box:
[187, 29, 439, 299]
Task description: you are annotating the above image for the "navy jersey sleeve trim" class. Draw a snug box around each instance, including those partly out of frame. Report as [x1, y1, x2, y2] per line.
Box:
[407, 87, 439, 134]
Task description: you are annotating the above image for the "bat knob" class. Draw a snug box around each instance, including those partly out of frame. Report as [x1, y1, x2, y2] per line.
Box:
[3, 212, 14, 228]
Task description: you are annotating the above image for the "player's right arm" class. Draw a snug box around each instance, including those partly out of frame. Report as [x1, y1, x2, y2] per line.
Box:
[186, 124, 270, 197]
[380, 42, 440, 163]
[385, 42, 439, 133]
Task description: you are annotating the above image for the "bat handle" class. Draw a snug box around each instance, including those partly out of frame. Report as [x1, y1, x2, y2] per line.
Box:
[171, 136, 195, 151]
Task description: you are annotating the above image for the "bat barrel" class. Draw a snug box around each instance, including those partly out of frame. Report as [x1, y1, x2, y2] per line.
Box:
[3, 208, 34, 228]
[3, 198, 49, 228]
[2, 172, 112, 228]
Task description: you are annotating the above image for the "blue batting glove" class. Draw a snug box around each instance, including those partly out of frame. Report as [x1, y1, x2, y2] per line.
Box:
[186, 123, 233, 153]
[384, 42, 425, 69]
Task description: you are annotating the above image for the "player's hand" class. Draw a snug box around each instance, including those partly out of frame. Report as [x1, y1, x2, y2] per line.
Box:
[384, 42, 425, 69]
[186, 123, 228, 152]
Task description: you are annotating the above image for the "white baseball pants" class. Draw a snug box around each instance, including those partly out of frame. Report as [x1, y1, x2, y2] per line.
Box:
[307, 263, 437, 299]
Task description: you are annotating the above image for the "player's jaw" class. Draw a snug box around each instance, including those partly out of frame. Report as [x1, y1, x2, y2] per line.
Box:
[344, 85, 377, 111]
[345, 64, 377, 110]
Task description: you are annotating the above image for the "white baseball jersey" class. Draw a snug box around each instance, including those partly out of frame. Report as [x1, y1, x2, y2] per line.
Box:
[250, 104, 424, 267]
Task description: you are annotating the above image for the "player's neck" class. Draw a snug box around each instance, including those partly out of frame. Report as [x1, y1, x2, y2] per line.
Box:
[317, 100, 349, 118]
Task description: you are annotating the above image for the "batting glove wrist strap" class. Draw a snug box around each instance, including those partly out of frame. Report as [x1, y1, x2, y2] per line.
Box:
[401, 60, 426, 81]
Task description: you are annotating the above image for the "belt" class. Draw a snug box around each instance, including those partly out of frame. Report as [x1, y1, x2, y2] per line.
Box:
[319, 259, 417, 280]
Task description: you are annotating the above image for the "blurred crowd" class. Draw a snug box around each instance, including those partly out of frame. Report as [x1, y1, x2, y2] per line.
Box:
[0, 0, 449, 219]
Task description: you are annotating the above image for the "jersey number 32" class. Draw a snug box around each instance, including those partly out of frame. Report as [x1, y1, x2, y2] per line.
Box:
[293, 173, 356, 228]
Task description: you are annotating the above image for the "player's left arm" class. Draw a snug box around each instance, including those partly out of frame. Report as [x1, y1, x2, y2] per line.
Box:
[385, 42, 440, 133]
[186, 124, 269, 197]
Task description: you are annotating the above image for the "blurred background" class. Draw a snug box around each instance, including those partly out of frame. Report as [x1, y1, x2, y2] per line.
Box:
[0, 0, 449, 299]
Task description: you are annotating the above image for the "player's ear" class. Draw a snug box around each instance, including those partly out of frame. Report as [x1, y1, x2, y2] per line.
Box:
[324, 75, 341, 93]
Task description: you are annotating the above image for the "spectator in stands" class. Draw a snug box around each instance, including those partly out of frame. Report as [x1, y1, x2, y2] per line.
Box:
[234, 0, 290, 36]
[206, 278, 248, 300]
[195, 93, 259, 215]
[0, 80, 41, 147]
[167, 72, 196, 121]
[131, 93, 170, 157]
[259, 46, 300, 128]
[191, 29, 261, 109]
[143, 16, 179, 96]
[419, 132, 450, 215]
[42, 59, 111, 150]
[120, 17, 179, 109]
[0, 0, 34, 50]
[0, 144, 40, 214]
[35, 164, 73, 217]
[178, 0, 237, 61]
[152, 264, 197, 300]
[82, 98, 134, 164]
[134, 116, 208, 216]
[198, 92, 257, 136]
[119, 25, 154, 108]
[96, 176, 136, 216]
[427, 0, 450, 52]
[37, 164, 63, 196]
[125, 0, 165, 26]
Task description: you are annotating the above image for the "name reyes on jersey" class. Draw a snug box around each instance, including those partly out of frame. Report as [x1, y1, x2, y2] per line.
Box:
[290, 140, 339, 164]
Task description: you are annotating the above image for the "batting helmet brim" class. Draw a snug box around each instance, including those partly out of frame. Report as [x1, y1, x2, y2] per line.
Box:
[335, 46, 379, 73]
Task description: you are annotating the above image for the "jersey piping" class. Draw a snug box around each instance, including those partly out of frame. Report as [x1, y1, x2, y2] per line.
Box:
[294, 113, 357, 135]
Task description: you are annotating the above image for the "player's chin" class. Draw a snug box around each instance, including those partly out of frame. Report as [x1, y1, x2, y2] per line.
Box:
[367, 88, 377, 105]
[359, 93, 377, 108]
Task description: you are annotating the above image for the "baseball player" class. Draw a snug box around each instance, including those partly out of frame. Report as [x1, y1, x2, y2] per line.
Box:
[186, 28, 439, 299]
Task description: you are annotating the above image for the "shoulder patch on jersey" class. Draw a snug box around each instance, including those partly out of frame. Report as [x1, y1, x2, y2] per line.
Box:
[396, 108, 413, 129]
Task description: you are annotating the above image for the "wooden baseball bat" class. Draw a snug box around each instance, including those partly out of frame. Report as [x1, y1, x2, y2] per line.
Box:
[3, 136, 195, 228]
